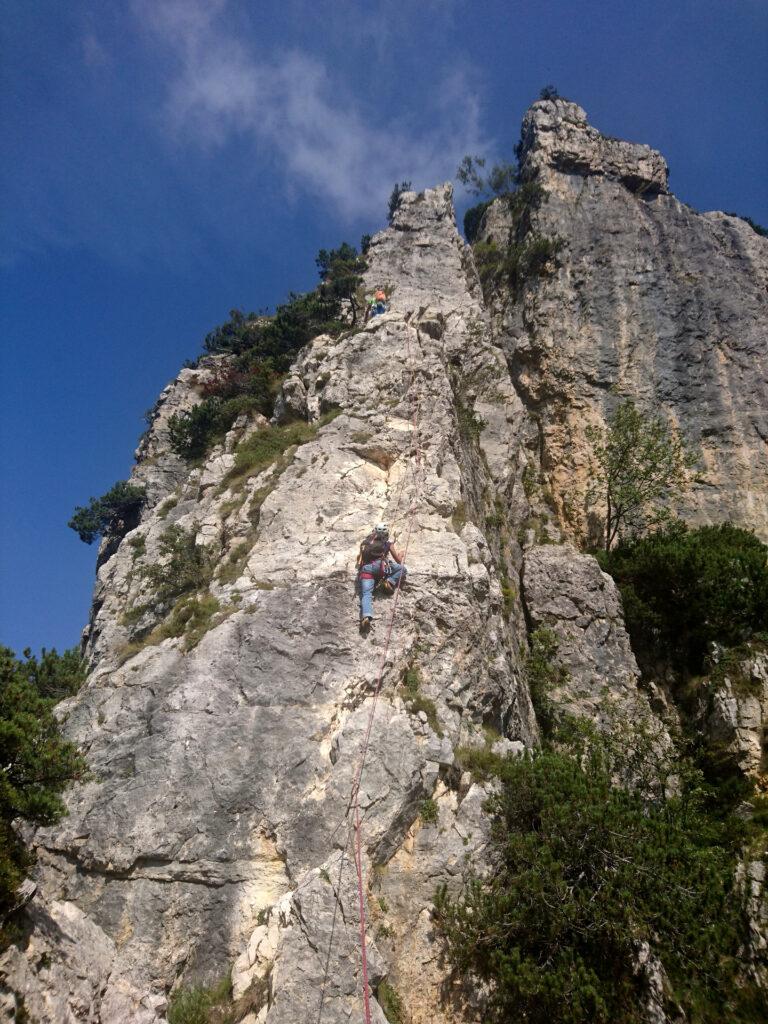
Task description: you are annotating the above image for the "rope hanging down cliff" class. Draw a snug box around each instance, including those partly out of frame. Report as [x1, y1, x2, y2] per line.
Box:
[316, 324, 427, 1024]
[350, 326, 426, 1024]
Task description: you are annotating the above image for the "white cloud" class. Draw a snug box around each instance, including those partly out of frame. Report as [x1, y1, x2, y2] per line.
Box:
[132, 0, 487, 219]
[82, 32, 110, 68]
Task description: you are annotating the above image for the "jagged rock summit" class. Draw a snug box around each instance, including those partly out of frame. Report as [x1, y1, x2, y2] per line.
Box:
[2, 99, 767, 1023]
[519, 97, 669, 193]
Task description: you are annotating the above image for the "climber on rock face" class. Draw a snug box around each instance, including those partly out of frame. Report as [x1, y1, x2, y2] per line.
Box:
[356, 522, 406, 628]
[366, 289, 388, 320]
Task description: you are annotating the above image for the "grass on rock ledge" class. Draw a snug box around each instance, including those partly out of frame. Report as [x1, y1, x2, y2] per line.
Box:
[222, 409, 342, 491]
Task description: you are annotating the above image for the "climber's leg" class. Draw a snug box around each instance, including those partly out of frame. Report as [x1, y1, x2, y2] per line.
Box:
[384, 563, 407, 591]
[359, 575, 376, 620]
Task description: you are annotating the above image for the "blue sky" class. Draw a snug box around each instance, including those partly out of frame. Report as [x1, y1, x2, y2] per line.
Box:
[2, 0, 767, 656]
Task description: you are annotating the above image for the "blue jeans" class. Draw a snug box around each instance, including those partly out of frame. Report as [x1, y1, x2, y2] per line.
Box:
[359, 561, 407, 619]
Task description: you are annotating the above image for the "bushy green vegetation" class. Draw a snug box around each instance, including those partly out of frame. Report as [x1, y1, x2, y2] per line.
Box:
[598, 523, 768, 677]
[377, 979, 405, 1023]
[435, 728, 760, 1024]
[456, 149, 559, 298]
[463, 199, 492, 243]
[586, 400, 696, 550]
[222, 408, 340, 490]
[169, 241, 365, 461]
[167, 972, 270, 1024]
[401, 666, 442, 736]
[1, 646, 85, 939]
[524, 626, 566, 732]
[473, 232, 563, 297]
[68, 480, 146, 544]
[120, 526, 244, 660]
[143, 525, 215, 606]
[419, 798, 438, 824]
[315, 242, 368, 323]
[7, 646, 86, 701]
[167, 976, 232, 1024]
[168, 362, 278, 461]
[227, 422, 317, 487]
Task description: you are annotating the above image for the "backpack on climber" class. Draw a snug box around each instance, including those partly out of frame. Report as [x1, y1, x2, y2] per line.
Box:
[356, 522, 407, 628]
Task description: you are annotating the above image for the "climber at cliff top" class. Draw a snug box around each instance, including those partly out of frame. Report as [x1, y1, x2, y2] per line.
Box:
[356, 522, 407, 628]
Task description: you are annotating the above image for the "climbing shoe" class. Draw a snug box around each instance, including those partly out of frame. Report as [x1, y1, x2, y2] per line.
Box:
[360, 616, 373, 629]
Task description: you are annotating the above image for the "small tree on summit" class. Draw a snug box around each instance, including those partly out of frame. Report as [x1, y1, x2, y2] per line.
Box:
[457, 155, 518, 199]
[387, 180, 412, 223]
[315, 242, 368, 325]
[586, 400, 696, 550]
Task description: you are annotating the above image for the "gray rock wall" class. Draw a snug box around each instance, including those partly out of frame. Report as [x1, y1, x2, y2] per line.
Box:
[3, 100, 767, 1023]
[493, 98, 768, 543]
[2, 185, 538, 1024]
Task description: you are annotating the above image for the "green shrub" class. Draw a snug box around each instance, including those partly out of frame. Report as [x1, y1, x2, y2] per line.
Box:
[454, 744, 505, 782]
[230, 423, 315, 481]
[68, 480, 146, 544]
[419, 798, 438, 824]
[463, 200, 492, 243]
[377, 979, 404, 1024]
[455, 395, 485, 443]
[499, 573, 516, 616]
[0, 647, 85, 935]
[316, 243, 368, 323]
[525, 627, 567, 733]
[400, 667, 442, 736]
[168, 390, 274, 462]
[167, 976, 232, 1024]
[598, 523, 768, 677]
[157, 495, 179, 519]
[473, 232, 562, 300]
[586, 400, 696, 550]
[178, 242, 364, 462]
[162, 593, 223, 650]
[434, 735, 757, 1024]
[143, 526, 214, 606]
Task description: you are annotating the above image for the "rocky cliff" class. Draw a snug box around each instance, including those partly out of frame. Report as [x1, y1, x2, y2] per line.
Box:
[2, 100, 767, 1023]
[487, 98, 768, 543]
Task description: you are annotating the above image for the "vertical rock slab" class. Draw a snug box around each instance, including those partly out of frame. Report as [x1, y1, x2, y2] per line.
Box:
[2, 185, 537, 1023]
[495, 98, 768, 542]
[521, 544, 661, 732]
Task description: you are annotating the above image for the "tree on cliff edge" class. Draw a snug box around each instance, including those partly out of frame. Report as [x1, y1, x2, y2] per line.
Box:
[586, 400, 696, 550]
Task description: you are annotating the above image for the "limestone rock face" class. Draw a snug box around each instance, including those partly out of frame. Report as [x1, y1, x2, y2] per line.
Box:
[521, 544, 660, 732]
[3, 100, 767, 1023]
[2, 184, 537, 1024]
[519, 98, 669, 194]
[699, 646, 768, 779]
[491, 99, 768, 543]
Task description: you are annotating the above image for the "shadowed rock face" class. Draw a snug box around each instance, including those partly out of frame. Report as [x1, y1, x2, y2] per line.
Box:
[3, 103, 767, 1024]
[492, 98, 768, 543]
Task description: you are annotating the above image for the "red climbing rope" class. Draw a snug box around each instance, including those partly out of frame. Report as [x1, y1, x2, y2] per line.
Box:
[348, 326, 426, 1023]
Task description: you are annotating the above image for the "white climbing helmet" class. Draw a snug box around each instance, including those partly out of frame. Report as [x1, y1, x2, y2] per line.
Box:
[374, 522, 389, 535]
